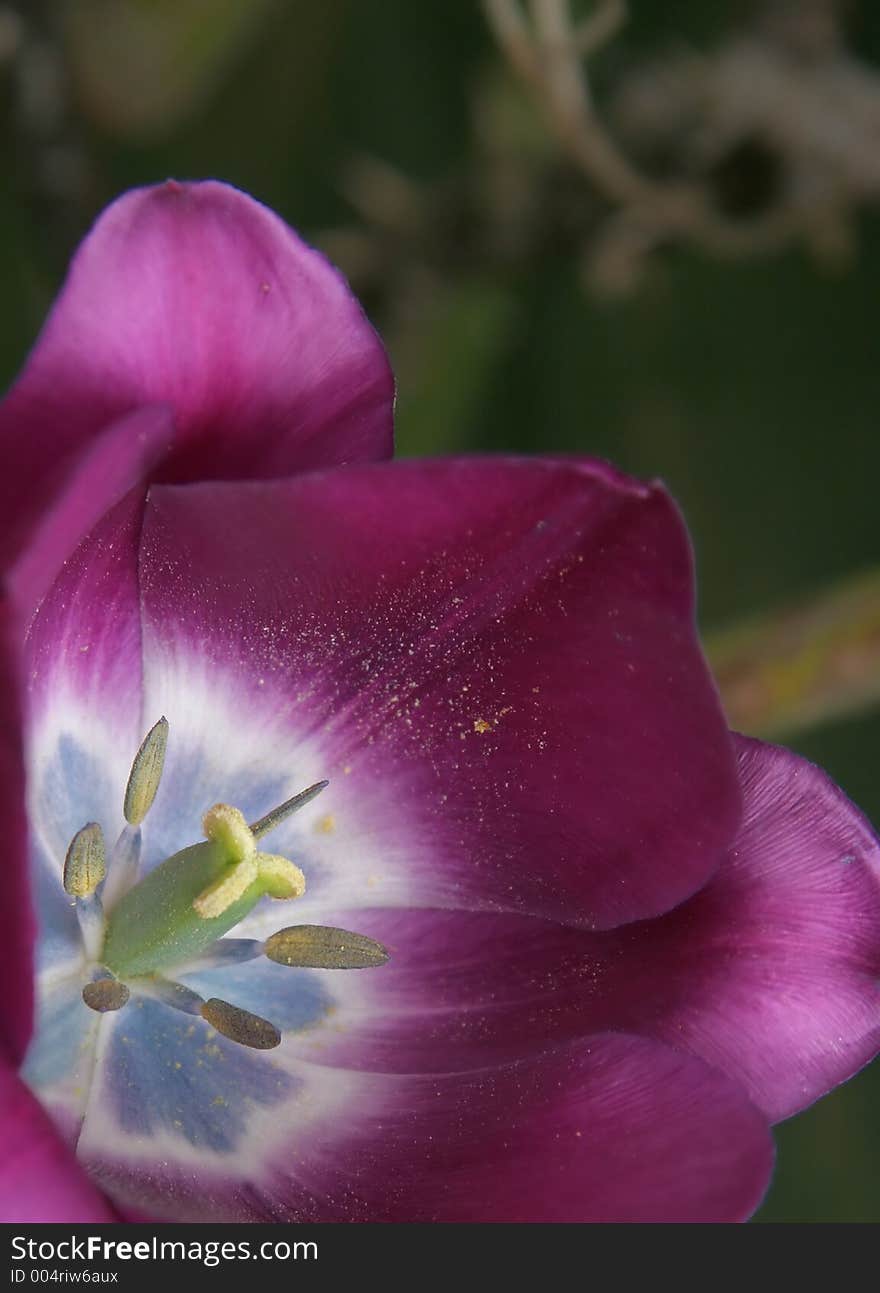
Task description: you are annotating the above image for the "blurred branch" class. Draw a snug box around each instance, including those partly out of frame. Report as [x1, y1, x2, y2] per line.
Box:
[575, 0, 626, 57]
[707, 569, 880, 740]
[482, 0, 786, 286]
[482, 0, 682, 206]
[482, 0, 880, 292]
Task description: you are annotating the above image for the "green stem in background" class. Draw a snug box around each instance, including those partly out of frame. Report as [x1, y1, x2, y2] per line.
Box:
[707, 569, 880, 741]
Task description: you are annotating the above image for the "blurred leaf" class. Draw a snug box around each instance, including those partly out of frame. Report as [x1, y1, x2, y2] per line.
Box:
[708, 567, 880, 739]
[394, 279, 519, 457]
[63, 0, 278, 139]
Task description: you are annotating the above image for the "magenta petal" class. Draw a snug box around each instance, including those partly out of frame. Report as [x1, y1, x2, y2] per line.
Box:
[0, 180, 393, 578]
[5, 406, 172, 625]
[272, 905, 637, 1074]
[138, 459, 740, 927]
[25, 490, 145, 744]
[341, 1034, 771, 1221]
[583, 735, 880, 1121]
[0, 602, 31, 1062]
[0, 1060, 116, 1221]
[16, 492, 145, 1057]
[320, 738, 880, 1121]
[102, 1034, 769, 1222]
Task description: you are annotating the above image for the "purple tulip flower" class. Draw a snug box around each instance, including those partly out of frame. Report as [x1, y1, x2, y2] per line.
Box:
[1, 182, 879, 1223]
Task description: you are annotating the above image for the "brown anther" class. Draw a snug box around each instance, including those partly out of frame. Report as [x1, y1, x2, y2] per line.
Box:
[200, 998, 281, 1050]
[82, 978, 130, 1013]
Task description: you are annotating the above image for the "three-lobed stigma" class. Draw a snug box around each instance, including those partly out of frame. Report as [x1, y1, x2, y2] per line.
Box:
[65, 718, 388, 1048]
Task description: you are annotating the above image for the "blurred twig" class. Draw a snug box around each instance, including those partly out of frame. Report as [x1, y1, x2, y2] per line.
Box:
[483, 0, 656, 205]
[482, 0, 880, 292]
[708, 569, 880, 739]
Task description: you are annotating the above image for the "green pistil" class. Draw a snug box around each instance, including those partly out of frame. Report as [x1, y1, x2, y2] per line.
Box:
[102, 836, 270, 977]
[104, 771, 308, 978]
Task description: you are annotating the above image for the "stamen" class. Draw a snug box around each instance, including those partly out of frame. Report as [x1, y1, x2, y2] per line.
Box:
[63, 823, 106, 958]
[82, 974, 130, 1013]
[250, 780, 329, 840]
[63, 823, 106, 897]
[264, 925, 390, 969]
[75, 894, 105, 961]
[192, 856, 258, 919]
[131, 979, 280, 1049]
[200, 998, 281, 1050]
[255, 853, 306, 899]
[176, 939, 264, 972]
[100, 824, 142, 912]
[132, 977, 204, 1015]
[124, 716, 169, 826]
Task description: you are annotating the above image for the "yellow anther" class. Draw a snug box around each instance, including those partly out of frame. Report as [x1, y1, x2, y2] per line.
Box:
[124, 717, 169, 826]
[256, 853, 306, 900]
[193, 856, 258, 919]
[63, 823, 106, 897]
[264, 925, 389, 969]
[202, 803, 256, 862]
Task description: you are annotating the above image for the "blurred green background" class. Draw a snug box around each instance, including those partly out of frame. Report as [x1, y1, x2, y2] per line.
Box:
[2, 0, 879, 1221]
